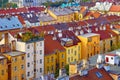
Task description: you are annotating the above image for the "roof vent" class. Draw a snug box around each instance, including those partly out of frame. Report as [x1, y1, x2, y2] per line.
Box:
[110, 25, 113, 29]
[80, 30, 84, 35]
[95, 28, 98, 31]
[79, 69, 88, 76]
[58, 32, 62, 37]
[75, 31, 79, 36]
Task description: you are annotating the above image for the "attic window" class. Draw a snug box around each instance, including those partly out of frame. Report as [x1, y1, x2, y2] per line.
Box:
[95, 72, 102, 78]
[5, 26, 7, 28]
[13, 24, 15, 27]
[7, 18, 11, 20]
[0, 26, 2, 28]
[17, 24, 19, 26]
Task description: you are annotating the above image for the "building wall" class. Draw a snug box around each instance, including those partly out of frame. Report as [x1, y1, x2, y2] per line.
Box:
[57, 51, 66, 69]
[34, 40, 44, 79]
[69, 64, 77, 76]
[3, 53, 26, 80]
[78, 35, 100, 59]
[0, 58, 8, 80]
[65, 42, 81, 64]
[44, 50, 66, 74]
[44, 54, 56, 74]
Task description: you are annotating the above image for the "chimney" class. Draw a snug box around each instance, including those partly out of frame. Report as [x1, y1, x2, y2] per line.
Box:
[11, 40, 16, 51]
[96, 63, 103, 69]
[5, 33, 9, 44]
[79, 69, 88, 76]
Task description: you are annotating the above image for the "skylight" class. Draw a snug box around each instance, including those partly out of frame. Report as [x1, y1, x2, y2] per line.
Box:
[95, 72, 102, 78]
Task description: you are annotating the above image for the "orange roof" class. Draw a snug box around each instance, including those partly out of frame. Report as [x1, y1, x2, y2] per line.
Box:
[109, 5, 120, 12]
[70, 68, 113, 80]
[44, 35, 65, 55]
[80, 7, 87, 14]
[92, 12, 101, 18]
[114, 25, 120, 29]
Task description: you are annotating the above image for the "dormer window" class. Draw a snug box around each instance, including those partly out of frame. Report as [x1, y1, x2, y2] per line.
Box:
[13, 24, 15, 27]
[0, 26, 2, 28]
[5, 26, 7, 28]
[17, 24, 19, 26]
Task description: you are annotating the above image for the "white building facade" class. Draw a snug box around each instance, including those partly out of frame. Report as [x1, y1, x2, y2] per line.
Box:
[16, 38, 44, 80]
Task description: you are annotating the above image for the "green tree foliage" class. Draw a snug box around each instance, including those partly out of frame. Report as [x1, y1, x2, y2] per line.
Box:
[65, 64, 69, 75]
[22, 32, 34, 42]
[5, 3, 18, 8]
[55, 68, 59, 78]
[42, 1, 66, 7]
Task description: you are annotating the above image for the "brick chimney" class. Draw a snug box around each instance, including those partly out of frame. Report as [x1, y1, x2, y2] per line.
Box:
[5, 33, 9, 44]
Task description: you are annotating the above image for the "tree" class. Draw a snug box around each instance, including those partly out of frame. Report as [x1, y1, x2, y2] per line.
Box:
[5, 3, 18, 8]
[55, 68, 59, 78]
[65, 64, 69, 75]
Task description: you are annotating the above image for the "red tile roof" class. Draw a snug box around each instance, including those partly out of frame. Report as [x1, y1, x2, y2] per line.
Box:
[44, 35, 65, 55]
[28, 6, 45, 13]
[70, 68, 113, 80]
[0, 7, 27, 15]
[106, 53, 117, 56]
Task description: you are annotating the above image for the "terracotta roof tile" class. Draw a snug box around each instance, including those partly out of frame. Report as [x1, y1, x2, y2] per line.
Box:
[44, 35, 65, 55]
[70, 68, 113, 80]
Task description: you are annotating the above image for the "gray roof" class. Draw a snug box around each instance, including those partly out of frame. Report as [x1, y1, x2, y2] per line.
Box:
[39, 13, 55, 22]
[80, 33, 99, 38]
[6, 51, 25, 57]
[49, 8, 74, 16]
[0, 56, 5, 59]
[89, 49, 120, 75]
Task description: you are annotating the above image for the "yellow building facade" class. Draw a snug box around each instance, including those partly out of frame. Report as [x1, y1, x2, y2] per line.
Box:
[44, 51, 66, 74]
[44, 35, 66, 74]
[3, 51, 26, 80]
[0, 55, 8, 80]
[64, 42, 81, 64]
[78, 33, 100, 59]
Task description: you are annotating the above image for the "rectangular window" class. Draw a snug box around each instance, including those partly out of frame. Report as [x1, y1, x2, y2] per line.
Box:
[1, 70, 4, 75]
[40, 68, 42, 73]
[74, 51, 77, 56]
[40, 59, 42, 64]
[47, 66, 49, 72]
[21, 65, 24, 69]
[40, 50, 42, 55]
[15, 76, 18, 80]
[68, 58, 70, 63]
[14, 58, 17, 62]
[27, 45, 30, 49]
[27, 72, 30, 77]
[47, 58, 49, 63]
[14, 66, 17, 71]
[51, 65, 54, 71]
[62, 54, 64, 58]
[51, 57, 53, 62]
[0, 60, 4, 65]
[27, 53, 30, 58]
[21, 56, 24, 60]
[40, 42, 42, 46]
[27, 63, 30, 67]
[68, 49, 70, 54]
[62, 62, 64, 67]
[21, 74, 24, 79]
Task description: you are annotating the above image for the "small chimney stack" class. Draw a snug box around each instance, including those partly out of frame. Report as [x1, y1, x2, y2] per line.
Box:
[5, 33, 9, 44]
